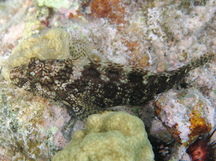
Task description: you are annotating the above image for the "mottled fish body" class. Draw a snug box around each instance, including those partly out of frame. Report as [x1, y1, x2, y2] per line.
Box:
[10, 53, 214, 119]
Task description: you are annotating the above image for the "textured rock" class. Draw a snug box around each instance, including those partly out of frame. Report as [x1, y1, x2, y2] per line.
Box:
[89, 0, 126, 25]
[155, 89, 214, 144]
[36, 0, 71, 10]
[0, 74, 72, 160]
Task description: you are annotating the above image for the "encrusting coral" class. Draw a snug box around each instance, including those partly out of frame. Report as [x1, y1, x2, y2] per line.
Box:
[52, 111, 155, 161]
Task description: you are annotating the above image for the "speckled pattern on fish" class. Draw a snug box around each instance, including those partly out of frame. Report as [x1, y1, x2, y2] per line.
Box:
[10, 52, 214, 119]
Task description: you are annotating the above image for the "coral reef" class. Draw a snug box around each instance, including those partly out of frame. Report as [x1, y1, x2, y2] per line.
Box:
[52, 111, 154, 161]
[0, 0, 215, 160]
[0, 73, 72, 160]
[154, 87, 216, 160]
[155, 88, 214, 144]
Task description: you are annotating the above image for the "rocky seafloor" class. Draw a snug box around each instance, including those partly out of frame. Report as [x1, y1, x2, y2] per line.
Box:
[0, 0, 215, 160]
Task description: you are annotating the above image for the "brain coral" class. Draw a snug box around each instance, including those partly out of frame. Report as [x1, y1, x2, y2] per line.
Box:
[52, 111, 154, 161]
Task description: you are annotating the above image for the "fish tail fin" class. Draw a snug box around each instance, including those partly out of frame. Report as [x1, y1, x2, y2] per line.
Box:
[171, 52, 214, 80]
[188, 52, 214, 71]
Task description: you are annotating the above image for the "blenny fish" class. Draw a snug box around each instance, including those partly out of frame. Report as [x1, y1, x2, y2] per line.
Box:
[10, 52, 214, 119]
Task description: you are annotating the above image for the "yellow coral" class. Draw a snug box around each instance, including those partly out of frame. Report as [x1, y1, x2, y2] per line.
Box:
[2, 28, 70, 81]
[52, 112, 154, 161]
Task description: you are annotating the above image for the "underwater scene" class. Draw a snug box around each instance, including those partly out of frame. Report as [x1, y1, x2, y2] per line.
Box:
[0, 0, 215, 160]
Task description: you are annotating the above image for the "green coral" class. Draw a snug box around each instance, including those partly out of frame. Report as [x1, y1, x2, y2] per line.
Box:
[52, 112, 154, 161]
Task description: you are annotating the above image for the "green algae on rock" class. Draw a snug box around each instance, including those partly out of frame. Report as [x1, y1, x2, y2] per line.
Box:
[52, 111, 155, 161]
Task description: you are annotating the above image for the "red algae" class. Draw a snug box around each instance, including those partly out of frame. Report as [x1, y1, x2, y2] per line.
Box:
[90, 0, 126, 25]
